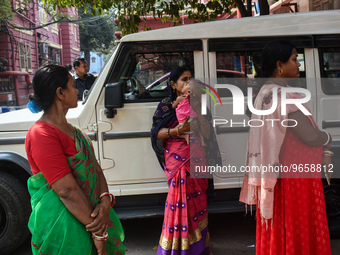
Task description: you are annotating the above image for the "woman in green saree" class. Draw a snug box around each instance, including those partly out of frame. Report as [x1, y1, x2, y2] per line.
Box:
[25, 65, 125, 255]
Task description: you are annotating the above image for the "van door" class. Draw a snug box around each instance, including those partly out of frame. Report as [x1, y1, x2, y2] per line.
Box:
[315, 37, 340, 139]
[207, 37, 312, 190]
[207, 39, 259, 190]
[315, 37, 340, 180]
[96, 40, 203, 196]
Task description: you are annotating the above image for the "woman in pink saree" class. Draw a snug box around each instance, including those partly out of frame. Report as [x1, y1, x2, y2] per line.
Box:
[240, 40, 333, 255]
[151, 67, 220, 255]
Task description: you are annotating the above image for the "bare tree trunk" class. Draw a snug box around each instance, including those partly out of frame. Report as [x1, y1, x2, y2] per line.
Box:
[234, 0, 251, 17]
[247, 0, 252, 16]
[258, 0, 270, 15]
[84, 49, 91, 69]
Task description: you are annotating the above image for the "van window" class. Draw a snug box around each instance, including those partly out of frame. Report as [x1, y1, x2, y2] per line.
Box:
[209, 37, 310, 98]
[123, 52, 194, 101]
[214, 49, 306, 97]
[320, 47, 340, 95]
[106, 41, 201, 102]
[215, 51, 260, 97]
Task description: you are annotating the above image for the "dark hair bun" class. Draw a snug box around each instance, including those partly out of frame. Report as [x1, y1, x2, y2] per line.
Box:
[30, 65, 69, 112]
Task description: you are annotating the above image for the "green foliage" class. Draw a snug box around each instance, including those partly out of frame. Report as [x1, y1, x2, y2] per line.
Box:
[78, 5, 117, 55]
[115, 0, 234, 34]
[42, 0, 234, 35]
[0, 0, 14, 22]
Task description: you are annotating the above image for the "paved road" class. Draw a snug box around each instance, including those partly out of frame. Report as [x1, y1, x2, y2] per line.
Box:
[12, 212, 340, 255]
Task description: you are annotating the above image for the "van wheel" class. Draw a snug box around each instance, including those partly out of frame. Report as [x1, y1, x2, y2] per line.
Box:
[324, 183, 340, 238]
[0, 172, 31, 254]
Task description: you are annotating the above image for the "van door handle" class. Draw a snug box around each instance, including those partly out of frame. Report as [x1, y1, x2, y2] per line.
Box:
[97, 121, 114, 170]
[322, 121, 340, 129]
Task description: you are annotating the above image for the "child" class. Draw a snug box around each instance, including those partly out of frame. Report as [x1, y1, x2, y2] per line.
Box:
[172, 78, 206, 146]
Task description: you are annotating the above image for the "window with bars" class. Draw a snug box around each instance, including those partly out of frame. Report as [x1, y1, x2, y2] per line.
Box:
[39, 6, 47, 24]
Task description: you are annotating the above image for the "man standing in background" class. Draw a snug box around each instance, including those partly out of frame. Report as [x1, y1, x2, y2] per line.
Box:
[73, 58, 96, 100]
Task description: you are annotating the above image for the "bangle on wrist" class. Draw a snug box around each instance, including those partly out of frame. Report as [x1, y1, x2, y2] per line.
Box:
[167, 127, 171, 138]
[323, 150, 334, 157]
[322, 130, 330, 146]
[99, 192, 116, 207]
[92, 232, 109, 241]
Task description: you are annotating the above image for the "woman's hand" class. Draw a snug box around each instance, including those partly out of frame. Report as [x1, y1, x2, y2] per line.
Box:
[156, 117, 200, 139]
[177, 116, 199, 135]
[86, 197, 111, 235]
[289, 111, 333, 147]
[93, 239, 107, 255]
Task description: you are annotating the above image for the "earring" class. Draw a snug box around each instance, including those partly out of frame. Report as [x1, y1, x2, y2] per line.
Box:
[278, 67, 283, 75]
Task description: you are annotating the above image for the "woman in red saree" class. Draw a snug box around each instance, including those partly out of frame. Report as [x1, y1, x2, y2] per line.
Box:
[25, 65, 125, 255]
[151, 67, 221, 255]
[240, 40, 332, 255]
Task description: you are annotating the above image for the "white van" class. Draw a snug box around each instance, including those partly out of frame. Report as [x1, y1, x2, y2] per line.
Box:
[0, 10, 339, 253]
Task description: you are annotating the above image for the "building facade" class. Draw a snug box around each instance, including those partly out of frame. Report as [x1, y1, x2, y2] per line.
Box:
[0, 1, 80, 106]
[270, 0, 340, 14]
[82, 52, 104, 76]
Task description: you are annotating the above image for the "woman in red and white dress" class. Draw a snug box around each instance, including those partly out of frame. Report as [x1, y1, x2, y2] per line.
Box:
[240, 40, 332, 255]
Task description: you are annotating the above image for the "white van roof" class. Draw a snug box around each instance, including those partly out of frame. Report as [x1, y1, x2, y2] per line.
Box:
[120, 10, 340, 42]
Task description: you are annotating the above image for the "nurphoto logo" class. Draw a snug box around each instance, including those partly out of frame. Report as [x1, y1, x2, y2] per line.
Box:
[200, 84, 312, 128]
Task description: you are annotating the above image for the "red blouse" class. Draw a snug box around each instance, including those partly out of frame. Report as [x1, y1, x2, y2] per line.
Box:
[25, 121, 78, 185]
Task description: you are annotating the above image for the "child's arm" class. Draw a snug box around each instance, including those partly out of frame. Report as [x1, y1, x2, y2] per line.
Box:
[172, 95, 187, 109]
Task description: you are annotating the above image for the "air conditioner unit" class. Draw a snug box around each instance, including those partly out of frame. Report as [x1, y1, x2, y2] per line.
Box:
[38, 43, 48, 54]
[53, 53, 61, 63]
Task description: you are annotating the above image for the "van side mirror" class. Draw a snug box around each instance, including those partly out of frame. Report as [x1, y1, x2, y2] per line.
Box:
[105, 83, 124, 118]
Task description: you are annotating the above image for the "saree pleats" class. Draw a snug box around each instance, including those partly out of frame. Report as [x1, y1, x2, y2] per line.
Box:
[157, 137, 210, 255]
